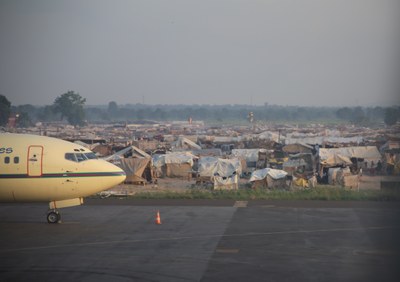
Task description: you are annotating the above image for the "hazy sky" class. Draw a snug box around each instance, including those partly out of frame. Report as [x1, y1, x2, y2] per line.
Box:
[1, 0, 399, 107]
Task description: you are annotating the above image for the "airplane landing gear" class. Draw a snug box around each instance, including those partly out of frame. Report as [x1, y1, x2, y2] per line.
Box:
[47, 210, 61, 224]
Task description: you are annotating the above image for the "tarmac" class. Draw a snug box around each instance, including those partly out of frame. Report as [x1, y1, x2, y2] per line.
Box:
[1, 199, 399, 281]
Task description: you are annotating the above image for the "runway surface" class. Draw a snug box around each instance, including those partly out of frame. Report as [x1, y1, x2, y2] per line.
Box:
[1, 199, 399, 281]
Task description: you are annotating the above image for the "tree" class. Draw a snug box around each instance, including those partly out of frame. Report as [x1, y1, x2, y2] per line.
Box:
[0, 95, 11, 126]
[384, 107, 398, 126]
[107, 101, 118, 115]
[336, 107, 352, 121]
[37, 105, 58, 121]
[16, 112, 33, 128]
[351, 107, 366, 124]
[53, 91, 86, 126]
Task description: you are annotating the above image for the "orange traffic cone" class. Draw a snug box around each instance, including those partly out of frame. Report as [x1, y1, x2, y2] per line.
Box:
[155, 210, 162, 225]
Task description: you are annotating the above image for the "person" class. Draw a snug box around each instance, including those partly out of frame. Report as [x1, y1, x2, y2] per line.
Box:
[387, 154, 395, 175]
[370, 161, 375, 175]
[376, 160, 382, 175]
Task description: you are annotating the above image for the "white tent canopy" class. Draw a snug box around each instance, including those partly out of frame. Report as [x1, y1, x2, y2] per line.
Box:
[172, 136, 201, 151]
[198, 157, 242, 189]
[231, 149, 269, 163]
[198, 157, 242, 177]
[256, 131, 282, 143]
[285, 136, 363, 145]
[250, 168, 288, 182]
[152, 152, 198, 168]
[319, 146, 381, 167]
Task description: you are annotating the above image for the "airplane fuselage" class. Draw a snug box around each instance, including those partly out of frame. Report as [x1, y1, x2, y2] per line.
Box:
[0, 133, 126, 204]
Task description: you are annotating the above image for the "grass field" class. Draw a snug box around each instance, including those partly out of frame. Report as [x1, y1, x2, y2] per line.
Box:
[128, 186, 400, 201]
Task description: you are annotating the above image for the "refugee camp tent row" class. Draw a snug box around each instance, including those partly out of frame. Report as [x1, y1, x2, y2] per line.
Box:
[284, 136, 364, 146]
[318, 146, 382, 188]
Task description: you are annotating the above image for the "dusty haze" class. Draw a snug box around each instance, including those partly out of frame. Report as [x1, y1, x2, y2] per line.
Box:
[0, 0, 399, 107]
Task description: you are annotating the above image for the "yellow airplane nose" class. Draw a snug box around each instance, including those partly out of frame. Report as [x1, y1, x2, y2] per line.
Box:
[104, 161, 126, 186]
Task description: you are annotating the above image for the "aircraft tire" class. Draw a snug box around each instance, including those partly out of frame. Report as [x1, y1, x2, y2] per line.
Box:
[47, 211, 60, 224]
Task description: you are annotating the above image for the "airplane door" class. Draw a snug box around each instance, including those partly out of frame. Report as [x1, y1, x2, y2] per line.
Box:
[28, 146, 43, 176]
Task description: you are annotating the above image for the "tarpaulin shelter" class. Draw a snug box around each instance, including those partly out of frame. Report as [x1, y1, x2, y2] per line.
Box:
[283, 153, 314, 172]
[285, 136, 363, 145]
[380, 141, 400, 175]
[257, 131, 282, 143]
[103, 145, 151, 161]
[328, 167, 359, 189]
[152, 152, 197, 178]
[116, 158, 151, 184]
[231, 149, 269, 168]
[197, 157, 242, 189]
[283, 143, 313, 154]
[249, 168, 288, 189]
[319, 146, 381, 167]
[172, 136, 201, 151]
[104, 146, 152, 184]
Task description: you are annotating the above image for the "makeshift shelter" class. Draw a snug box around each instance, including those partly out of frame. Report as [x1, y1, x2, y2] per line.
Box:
[319, 146, 381, 169]
[380, 141, 400, 175]
[152, 152, 197, 178]
[197, 157, 242, 189]
[172, 137, 201, 151]
[249, 168, 288, 189]
[283, 143, 313, 154]
[104, 146, 152, 184]
[285, 136, 363, 145]
[257, 131, 282, 143]
[92, 144, 113, 157]
[283, 153, 314, 173]
[327, 167, 359, 189]
[231, 149, 268, 168]
[190, 148, 223, 158]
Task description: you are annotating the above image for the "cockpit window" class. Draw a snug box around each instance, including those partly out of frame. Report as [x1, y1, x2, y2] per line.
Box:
[65, 153, 77, 162]
[65, 152, 97, 162]
[85, 153, 98, 159]
[75, 153, 86, 162]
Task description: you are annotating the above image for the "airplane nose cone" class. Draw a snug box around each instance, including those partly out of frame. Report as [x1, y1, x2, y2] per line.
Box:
[107, 163, 126, 186]
[91, 160, 127, 192]
[115, 169, 126, 185]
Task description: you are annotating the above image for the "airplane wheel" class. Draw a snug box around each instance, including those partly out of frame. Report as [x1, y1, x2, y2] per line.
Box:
[47, 211, 60, 224]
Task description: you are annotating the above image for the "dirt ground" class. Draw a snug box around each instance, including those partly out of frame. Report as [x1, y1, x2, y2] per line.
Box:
[102, 175, 400, 196]
[104, 178, 195, 196]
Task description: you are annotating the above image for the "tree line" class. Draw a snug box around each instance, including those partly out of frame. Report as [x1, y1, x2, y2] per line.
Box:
[1, 92, 399, 127]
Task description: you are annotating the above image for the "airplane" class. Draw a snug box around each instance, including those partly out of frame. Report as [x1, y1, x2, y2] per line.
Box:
[0, 133, 126, 223]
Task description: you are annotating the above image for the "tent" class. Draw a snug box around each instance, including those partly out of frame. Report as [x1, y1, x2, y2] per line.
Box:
[283, 143, 313, 154]
[257, 131, 282, 143]
[319, 146, 381, 167]
[285, 136, 363, 145]
[172, 136, 201, 151]
[152, 152, 197, 178]
[283, 153, 314, 173]
[115, 158, 151, 184]
[197, 157, 242, 189]
[231, 149, 269, 168]
[328, 167, 359, 188]
[249, 168, 288, 189]
[103, 145, 151, 161]
[104, 146, 152, 184]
